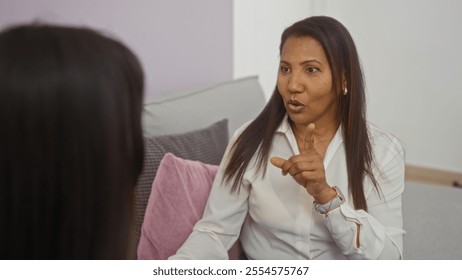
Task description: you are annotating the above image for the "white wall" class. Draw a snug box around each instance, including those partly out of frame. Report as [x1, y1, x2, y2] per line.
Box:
[233, 0, 462, 173]
[0, 0, 233, 97]
[233, 0, 312, 97]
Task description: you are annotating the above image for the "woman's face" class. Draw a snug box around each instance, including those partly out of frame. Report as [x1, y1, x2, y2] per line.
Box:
[277, 36, 338, 128]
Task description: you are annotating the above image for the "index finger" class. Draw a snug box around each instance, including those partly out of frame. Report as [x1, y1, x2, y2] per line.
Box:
[302, 123, 315, 154]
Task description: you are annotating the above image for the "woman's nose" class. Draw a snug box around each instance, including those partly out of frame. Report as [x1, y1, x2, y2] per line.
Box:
[288, 73, 304, 93]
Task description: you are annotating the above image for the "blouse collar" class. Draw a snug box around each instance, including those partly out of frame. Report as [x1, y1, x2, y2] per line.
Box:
[275, 114, 344, 168]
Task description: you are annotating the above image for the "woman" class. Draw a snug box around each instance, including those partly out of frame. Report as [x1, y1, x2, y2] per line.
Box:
[170, 16, 405, 260]
[0, 24, 144, 259]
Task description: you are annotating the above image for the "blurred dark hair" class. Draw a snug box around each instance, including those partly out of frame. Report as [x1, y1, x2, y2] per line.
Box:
[223, 16, 378, 210]
[0, 23, 144, 259]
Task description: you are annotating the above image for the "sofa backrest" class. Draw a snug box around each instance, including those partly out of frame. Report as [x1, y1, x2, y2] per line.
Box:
[142, 76, 266, 137]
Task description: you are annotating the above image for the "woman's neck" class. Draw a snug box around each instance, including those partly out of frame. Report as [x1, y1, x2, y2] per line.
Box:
[290, 116, 340, 153]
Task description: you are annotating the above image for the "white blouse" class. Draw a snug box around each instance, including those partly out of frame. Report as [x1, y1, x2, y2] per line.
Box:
[170, 116, 405, 260]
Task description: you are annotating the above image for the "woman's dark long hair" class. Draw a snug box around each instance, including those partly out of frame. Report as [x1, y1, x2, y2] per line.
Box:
[223, 16, 378, 211]
[0, 24, 144, 259]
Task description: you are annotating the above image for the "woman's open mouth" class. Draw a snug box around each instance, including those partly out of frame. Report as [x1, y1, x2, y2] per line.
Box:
[287, 99, 305, 111]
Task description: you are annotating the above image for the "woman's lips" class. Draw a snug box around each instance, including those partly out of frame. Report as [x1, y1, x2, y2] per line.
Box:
[287, 99, 305, 111]
[288, 99, 304, 106]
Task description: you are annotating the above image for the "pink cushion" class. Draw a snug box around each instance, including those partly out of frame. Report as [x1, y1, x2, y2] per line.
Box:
[137, 153, 241, 259]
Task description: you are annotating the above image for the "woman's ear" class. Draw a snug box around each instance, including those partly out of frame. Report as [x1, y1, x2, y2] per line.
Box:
[342, 74, 348, 96]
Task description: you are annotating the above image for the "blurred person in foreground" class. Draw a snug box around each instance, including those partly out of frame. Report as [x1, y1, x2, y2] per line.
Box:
[0, 23, 144, 259]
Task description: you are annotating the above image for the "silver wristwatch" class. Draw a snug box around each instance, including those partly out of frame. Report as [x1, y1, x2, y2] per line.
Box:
[313, 186, 345, 215]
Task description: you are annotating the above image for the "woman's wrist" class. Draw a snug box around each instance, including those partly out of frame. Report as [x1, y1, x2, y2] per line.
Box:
[313, 185, 337, 204]
[313, 186, 345, 215]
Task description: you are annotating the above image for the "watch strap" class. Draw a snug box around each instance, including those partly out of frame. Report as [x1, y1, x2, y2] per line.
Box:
[313, 186, 345, 215]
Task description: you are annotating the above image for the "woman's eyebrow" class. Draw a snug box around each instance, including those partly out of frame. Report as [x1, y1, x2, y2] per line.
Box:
[279, 59, 322, 65]
[300, 59, 322, 66]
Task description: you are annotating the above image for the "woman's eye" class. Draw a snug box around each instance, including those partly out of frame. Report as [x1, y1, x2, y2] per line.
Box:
[306, 67, 319, 73]
[280, 66, 290, 73]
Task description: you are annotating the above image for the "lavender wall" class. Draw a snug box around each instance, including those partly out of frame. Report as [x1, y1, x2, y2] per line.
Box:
[0, 0, 233, 97]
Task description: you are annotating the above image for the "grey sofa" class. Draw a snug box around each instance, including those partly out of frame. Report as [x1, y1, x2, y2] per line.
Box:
[133, 76, 265, 258]
[402, 181, 462, 259]
[137, 76, 462, 260]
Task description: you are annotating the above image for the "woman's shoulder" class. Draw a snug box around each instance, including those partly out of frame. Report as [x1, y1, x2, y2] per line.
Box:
[367, 122, 404, 161]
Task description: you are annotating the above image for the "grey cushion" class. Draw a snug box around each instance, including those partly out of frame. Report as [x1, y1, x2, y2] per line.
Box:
[132, 119, 229, 252]
[402, 182, 462, 259]
[142, 76, 266, 137]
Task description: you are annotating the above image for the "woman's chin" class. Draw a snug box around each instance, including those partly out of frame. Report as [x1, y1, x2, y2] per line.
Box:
[287, 113, 313, 126]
